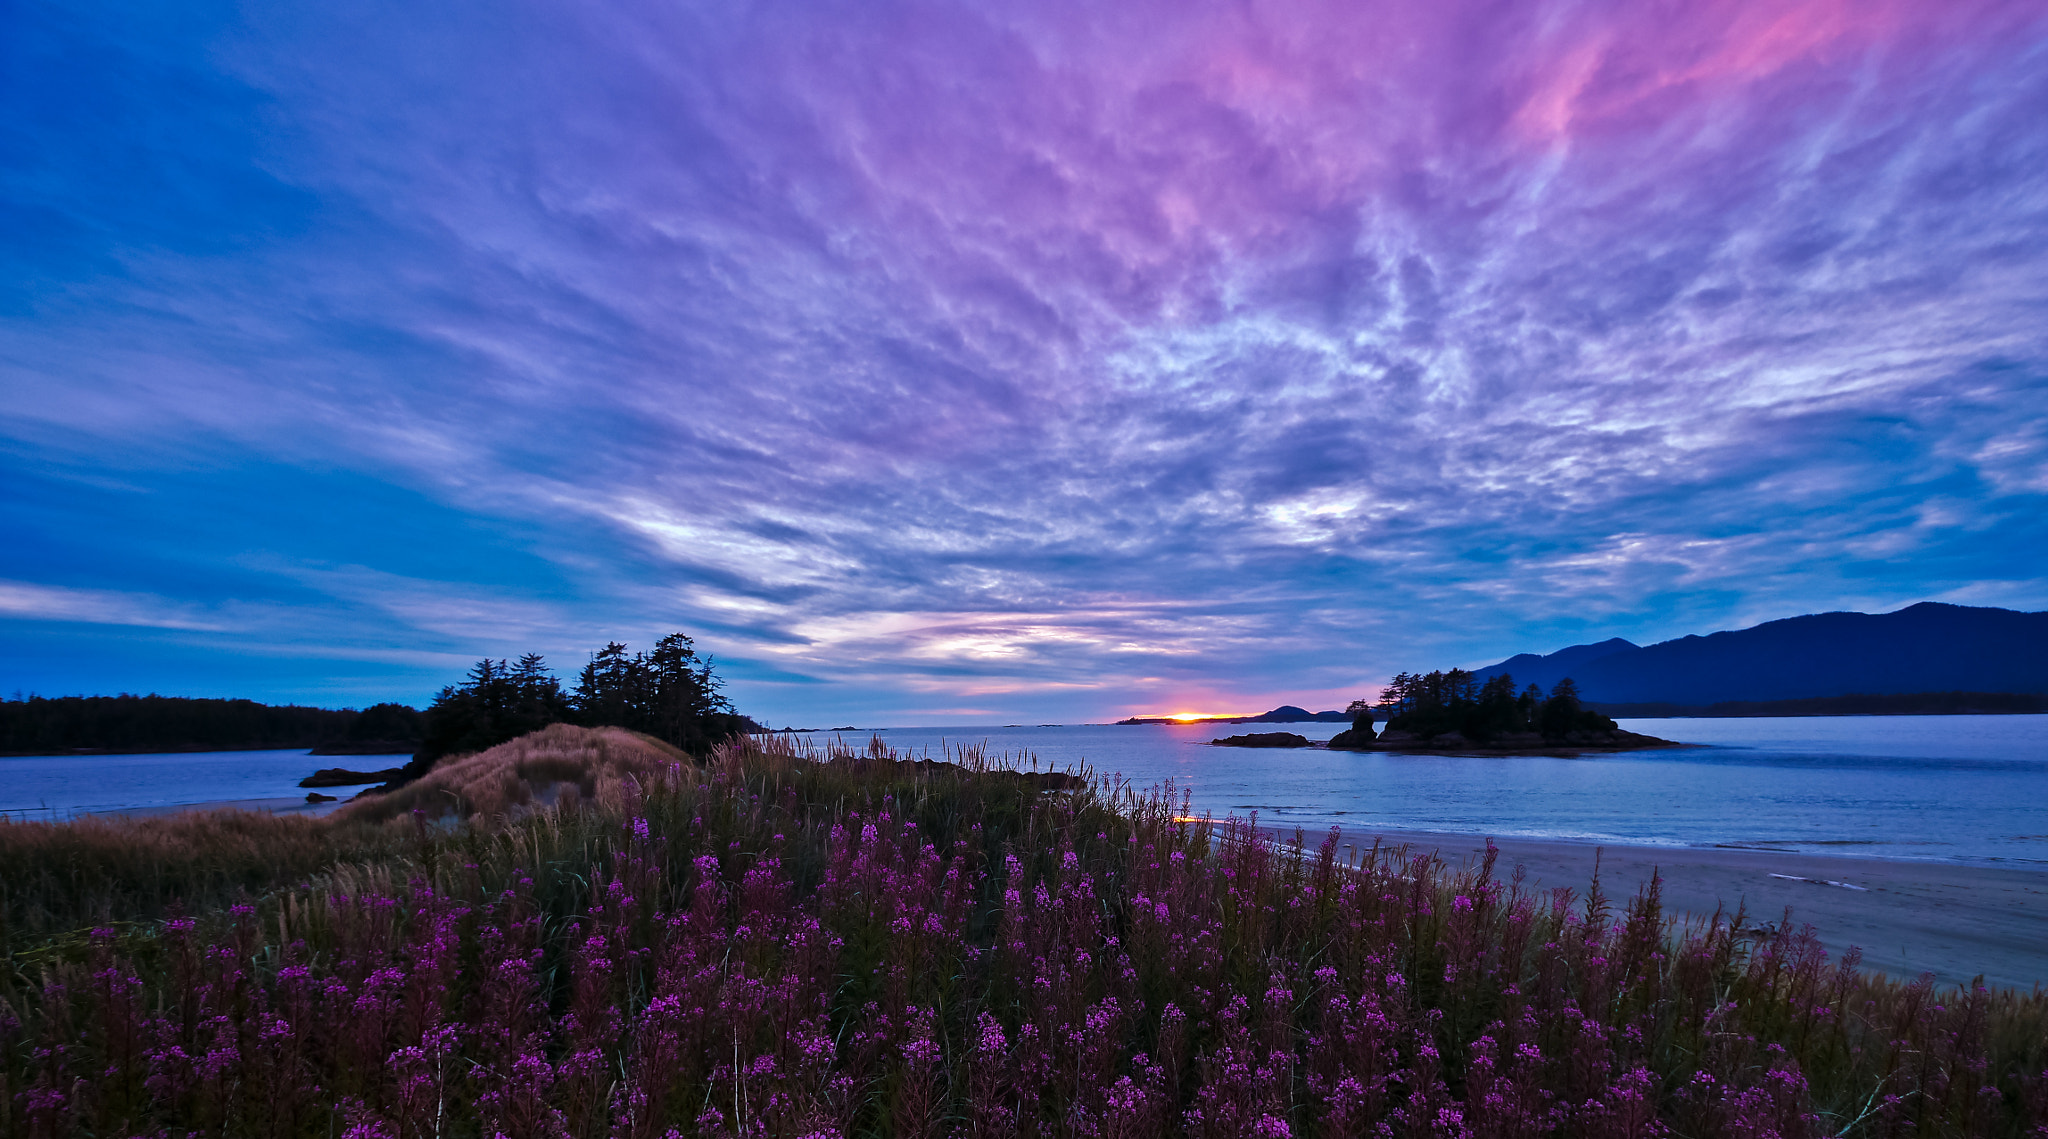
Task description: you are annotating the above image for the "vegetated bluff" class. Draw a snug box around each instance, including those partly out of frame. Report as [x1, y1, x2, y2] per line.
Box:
[1472, 602, 2048, 707]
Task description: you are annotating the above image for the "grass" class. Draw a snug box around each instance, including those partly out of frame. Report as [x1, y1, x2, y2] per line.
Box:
[333, 722, 692, 825]
[1, 727, 2043, 1137]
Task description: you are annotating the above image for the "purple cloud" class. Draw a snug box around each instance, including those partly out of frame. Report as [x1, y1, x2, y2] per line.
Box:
[2, 0, 2045, 721]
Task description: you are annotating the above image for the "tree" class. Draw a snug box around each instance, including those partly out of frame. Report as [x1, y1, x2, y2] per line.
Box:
[1344, 697, 1376, 734]
[642, 633, 740, 752]
[388, 633, 757, 791]
[1467, 673, 1522, 741]
[1372, 669, 1620, 743]
[570, 633, 755, 753]
[411, 655, 574, 769]
[573, 642, 644, 729]
[1330, 697, 1380, 748]
[348, 702, 422, 743]
[1534, 677, 1615, 739]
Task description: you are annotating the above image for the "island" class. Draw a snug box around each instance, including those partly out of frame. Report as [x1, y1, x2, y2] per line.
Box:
[1329, 671, 1682, 754]
[1119, 704, 1349, 725]
[299, 765, 406, 788]
[1207, 731, 1313, 748]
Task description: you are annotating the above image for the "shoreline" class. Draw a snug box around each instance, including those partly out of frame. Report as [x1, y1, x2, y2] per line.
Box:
[1, 745, 415, 758]
[1320, 739, 1695, 757]
[1285, 824, 2048, 992]
[72, 796, 352, 819]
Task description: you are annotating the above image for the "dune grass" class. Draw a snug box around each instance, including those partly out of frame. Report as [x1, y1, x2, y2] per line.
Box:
[0, 725, 688, 948]
[1, 727, 2043, 1137]
[333, 722, 692, 825]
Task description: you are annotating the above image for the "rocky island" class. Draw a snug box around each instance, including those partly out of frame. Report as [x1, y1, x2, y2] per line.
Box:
[1206, 670, 1684, 754]
[1207, 731, 1314, 748]
[1329, 723, 1681, 755]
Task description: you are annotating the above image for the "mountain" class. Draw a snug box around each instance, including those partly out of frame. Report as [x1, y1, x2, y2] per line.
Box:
[1116, 705, 1351, 725]
[1471, 602, 2048, 705]
[1475, 638, 1639, 689]
[1242, 705, 1352, 723]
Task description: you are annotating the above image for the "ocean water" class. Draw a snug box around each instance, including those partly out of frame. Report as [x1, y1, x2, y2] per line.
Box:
[4, 717, 2043, 865]
[0, 749, 362, 818]
[858, 716, 2048, 866]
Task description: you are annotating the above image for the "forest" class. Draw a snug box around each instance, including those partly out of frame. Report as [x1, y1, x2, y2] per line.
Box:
[3, 632, 757, 766]
[1378, 669, 1620, 742]
[0, 694, 420, 756]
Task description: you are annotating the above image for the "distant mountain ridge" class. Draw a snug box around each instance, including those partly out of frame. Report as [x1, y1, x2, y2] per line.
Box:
[1472, 602, 2048, 706]
[1117, 705, 1351, 725]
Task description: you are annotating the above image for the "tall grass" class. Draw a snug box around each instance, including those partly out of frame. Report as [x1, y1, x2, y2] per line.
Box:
[2, 727, 2043, 1137]
[334, 723, 692, 825]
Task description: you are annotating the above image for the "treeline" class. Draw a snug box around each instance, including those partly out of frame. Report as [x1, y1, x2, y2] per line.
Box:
[4, 631, 757, 764]
[0, 694, 420, 756]
[398, 633, 759, 782]
[1379, 669, 1617, 742]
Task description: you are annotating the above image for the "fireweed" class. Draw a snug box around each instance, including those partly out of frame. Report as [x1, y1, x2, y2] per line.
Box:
[2, 729, 2044, 1137]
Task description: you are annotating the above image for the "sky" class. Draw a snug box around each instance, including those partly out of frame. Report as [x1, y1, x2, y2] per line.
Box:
[3, 0, 2046, 725]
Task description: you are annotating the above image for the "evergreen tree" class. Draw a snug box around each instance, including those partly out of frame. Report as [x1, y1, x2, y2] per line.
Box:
[573, 642, 644, 729]
[1343, 697, 1376, 734]
[347, 702, 423, 743]
[387, 632, 757, 789]
[412, 655, 574, 769]
[642, 632, 742, 752]
[1371, 669, 1621, 743]
[1538, 677, 1582, 739]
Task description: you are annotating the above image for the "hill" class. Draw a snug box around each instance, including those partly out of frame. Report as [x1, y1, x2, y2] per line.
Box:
[1472, 602, 2048, 706]
[1116, 704, 1349, 725]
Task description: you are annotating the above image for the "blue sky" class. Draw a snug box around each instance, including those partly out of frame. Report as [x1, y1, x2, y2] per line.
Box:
[4, 0, 2046, 724]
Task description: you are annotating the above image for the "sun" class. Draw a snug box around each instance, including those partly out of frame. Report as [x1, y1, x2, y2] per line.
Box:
[1171, 713, 1207, 722]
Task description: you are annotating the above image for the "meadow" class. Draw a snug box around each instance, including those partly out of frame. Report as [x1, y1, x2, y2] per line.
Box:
[2, 727, 2043, 1138]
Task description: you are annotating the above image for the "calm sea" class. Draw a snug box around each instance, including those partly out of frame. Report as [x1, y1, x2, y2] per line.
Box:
[4, 717, 2043, 865]
[0, 749, 370, 819]
[862, 716, 2048, 866]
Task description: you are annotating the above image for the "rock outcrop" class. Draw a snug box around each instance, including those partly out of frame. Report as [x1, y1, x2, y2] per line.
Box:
[1208, 732, 1313, 748]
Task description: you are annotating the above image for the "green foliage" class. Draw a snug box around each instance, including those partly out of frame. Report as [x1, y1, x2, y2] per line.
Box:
[1342, 697, 1376, 733]
[572, 633, 753, 753]
[407, 635, 757, 782]
[411, 654, 575, 771]
[1378, 670, 1620, 741]
[347, 701, 423, 743]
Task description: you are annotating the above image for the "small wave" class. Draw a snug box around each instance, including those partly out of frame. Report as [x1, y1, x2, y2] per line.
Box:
[1768, 873, 1869, 891]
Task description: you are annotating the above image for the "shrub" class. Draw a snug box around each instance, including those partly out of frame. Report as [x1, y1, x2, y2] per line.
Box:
[1, 729, 2042, 1137]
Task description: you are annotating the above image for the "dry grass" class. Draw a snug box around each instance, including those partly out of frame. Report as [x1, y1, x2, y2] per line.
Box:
[335, 722, 691, 825]
[0, 725, 695, 945]
[0, 806, 389, 944]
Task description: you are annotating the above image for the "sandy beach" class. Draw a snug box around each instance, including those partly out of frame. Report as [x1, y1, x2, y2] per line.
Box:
[1322, 826, 2048, 992]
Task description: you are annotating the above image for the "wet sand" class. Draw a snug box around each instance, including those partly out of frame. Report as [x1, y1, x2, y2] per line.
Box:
[1320, 826, 2048, 992]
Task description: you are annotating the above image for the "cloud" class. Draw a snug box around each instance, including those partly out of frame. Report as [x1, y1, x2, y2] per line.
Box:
[2, 0, 2045, 719]
[0, 582, 231, 632]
